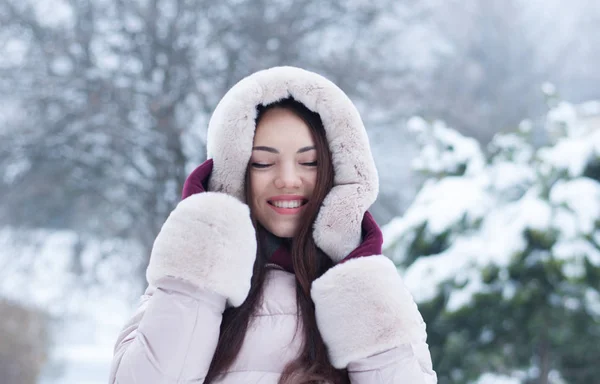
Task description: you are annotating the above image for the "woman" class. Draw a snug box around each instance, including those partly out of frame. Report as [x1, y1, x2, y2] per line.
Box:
[109, 67, 437, 383]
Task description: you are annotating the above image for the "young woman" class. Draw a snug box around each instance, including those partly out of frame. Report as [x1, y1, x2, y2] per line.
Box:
[109, 67, 437, 384]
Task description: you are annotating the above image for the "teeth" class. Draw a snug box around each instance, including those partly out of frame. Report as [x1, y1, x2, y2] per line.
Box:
[272, 200, 303, 209]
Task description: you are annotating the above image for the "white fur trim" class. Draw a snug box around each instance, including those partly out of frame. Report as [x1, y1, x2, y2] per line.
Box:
[146, 192, 257, 307]
[206, 66, 378, 262]
[311, 255, 427, 369]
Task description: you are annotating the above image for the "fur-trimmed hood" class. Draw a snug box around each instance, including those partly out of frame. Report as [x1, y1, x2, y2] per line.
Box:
[203, 66, 379, 262]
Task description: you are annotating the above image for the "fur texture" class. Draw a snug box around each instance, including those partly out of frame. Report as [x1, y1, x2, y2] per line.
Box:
[206, 66, 379, 262]
[311, 255, 427, 369]
[146, 192, 257, 307]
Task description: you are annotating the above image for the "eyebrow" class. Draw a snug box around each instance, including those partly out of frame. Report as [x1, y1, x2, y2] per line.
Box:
[252, 146, 316, 154]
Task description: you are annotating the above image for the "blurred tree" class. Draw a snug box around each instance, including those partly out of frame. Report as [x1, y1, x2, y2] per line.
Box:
[383, 101, 600, 383]
[0, 297, 51, 384]
[423, 0, 545, 143]
[0, 0, 425, 287]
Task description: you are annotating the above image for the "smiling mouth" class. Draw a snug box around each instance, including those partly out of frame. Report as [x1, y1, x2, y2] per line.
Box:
[267, 200, 308, 209]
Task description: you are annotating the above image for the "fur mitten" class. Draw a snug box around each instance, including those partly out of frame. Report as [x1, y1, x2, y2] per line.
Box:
[311, 255, 427, 369]
[146, 192, 257, 307]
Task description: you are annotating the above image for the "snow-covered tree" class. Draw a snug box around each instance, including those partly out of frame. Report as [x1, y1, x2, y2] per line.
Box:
[0, 0, 426, 287]
[383, 100, 600, 384]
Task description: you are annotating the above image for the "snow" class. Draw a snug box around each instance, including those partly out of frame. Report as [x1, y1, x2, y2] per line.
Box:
[541, 82, 557, 96]
[92, 41, 120, 72]
[411, 177, 490, 235]
[550, 178, 600, 235]
[473, 369, 566, 384]
[517, 191, 554, 232]
[538, 134, 597, 177]
[401, 236, 490, 310]
[486, 162, 535, 200]
[0, 228, 140, 384]
[547, 102, 579, 132]
[474, 372, 523, 384]
[124, 14, 144, 33]
[409, 118, 486, 175]
[488, 133, 534, 164]
[554, 238, 600, 269]
[399, 191, 557, 310]
[519, 119, 533, 134]
[406, 116, 429, 134]
[553, 206, 580, 239]
[34, 0, 74, 28]
[382, 173, 493, 254]
[477, 202, 527, 262]
[580, 101, 600, 116]
[51, 56, 74, 76]
[401, 238, 475, 304]
[43, 296, 131, 384]
[386, 100, 600, 315]
[585, 288, 600, 318]
[2, 157, 32, 184]
[0, 38, 28, 68]
[1, 230, 74, 311]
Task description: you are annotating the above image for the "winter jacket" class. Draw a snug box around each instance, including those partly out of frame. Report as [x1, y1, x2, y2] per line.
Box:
[108, 66, 438, 383]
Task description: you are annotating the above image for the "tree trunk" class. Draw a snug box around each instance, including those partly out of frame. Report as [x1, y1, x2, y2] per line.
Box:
[538, 338, 551, 384]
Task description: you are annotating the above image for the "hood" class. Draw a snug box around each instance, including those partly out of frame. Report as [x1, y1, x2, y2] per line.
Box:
[203, 66, 379, 262]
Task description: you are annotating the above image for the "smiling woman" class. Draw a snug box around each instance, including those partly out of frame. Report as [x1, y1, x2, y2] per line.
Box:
[109, 67, 437, 384]
[248, 99, 332, 239]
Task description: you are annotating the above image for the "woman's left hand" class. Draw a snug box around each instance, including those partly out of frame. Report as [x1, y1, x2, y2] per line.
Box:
[310, 220, 437, 382]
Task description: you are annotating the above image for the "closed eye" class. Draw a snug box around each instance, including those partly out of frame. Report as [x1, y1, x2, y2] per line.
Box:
[251, 163, 272, 169]
[302, 161, 318, 166]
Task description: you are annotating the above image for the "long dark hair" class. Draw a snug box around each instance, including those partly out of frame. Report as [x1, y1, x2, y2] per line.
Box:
[203, 98, 349, 384]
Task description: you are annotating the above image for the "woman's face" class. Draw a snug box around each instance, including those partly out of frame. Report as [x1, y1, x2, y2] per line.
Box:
[249, 107, 318, 238]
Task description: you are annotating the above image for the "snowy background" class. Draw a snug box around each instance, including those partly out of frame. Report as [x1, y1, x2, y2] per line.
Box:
[384, 101, 600, 384]
[1, 0, 599, 383]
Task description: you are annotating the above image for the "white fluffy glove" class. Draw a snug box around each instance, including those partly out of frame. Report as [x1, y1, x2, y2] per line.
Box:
[311, 256, 428, 369]
[146, 192, 257, 307]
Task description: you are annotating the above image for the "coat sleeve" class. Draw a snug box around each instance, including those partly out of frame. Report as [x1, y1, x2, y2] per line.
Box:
[108, 277, 226, 384]
[311, 255, 438, 384]
[347, 345, 436, 384]
[108, 191, 257, 383]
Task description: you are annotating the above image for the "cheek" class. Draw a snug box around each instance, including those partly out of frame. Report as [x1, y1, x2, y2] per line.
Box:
[306, 172, 318, 193]
[250, 172, 269, 203]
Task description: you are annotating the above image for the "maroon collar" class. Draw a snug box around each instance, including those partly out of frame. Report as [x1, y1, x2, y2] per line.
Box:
[261, 210, 383, 272]
[261, 229, 295, 273]
[340, 211, 382, 263]
[182, 159, 213, 198]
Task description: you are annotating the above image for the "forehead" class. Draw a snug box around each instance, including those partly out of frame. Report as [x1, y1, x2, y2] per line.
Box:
[253, 107, 314, 145]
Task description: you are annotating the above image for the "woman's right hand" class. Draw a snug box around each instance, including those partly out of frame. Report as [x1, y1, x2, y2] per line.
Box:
[146, 192, 257, 307]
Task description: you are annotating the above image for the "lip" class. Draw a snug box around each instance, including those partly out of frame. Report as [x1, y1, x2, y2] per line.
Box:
[267, 195, 308, 215]
[268, 195, 307, 202]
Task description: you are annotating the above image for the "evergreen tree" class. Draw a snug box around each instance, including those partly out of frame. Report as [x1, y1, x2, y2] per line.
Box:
[384, 100, 600, 384]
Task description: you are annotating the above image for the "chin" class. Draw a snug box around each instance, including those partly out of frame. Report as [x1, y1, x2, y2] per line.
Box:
[265, 222, 298, 238]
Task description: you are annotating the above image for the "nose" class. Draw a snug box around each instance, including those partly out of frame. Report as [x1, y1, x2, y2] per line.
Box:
[274, 163, 301, 189]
